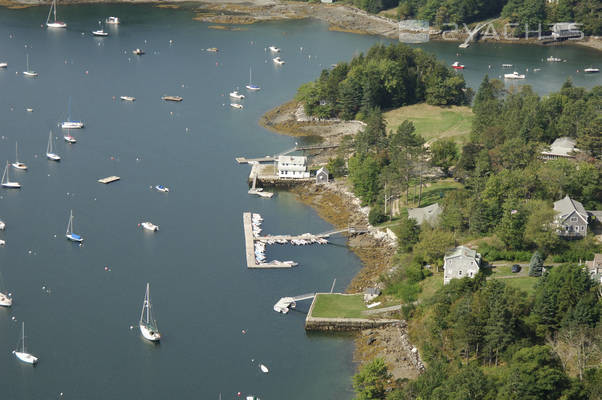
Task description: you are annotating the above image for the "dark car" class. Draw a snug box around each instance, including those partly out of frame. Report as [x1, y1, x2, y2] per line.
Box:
[511, 264, 521, 273]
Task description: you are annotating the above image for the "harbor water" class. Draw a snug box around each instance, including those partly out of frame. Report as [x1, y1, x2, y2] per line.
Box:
[0, 4, 600, 399]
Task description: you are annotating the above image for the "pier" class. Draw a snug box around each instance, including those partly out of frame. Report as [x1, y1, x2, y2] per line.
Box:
[248, 167, 274, 198]
[235, 144, 340, 164]
[273, 293, 316, 314]
[98, 176, 120, 184]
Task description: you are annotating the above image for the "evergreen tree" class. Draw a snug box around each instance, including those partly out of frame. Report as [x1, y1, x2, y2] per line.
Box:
[528, 251, 544, 277]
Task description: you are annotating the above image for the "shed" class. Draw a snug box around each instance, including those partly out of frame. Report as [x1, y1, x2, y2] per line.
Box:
[316, 167, 329, 184]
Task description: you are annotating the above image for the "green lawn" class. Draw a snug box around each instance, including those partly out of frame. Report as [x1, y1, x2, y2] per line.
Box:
[405, 178, 464, 208]
[417, 273, 444, 301]
[384, 104, 473, 144]
[501, 276, 539, 294]
[310, 294, 368, 318]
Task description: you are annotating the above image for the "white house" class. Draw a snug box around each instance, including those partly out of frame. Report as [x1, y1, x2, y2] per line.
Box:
[540, 137, 580, 160]
[443, 246, 482, 285]
[277, 155, 310, 179]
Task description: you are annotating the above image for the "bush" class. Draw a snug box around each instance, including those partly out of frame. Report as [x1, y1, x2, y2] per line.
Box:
[478, 242, 532, 262]
[369, 204, 387, 225]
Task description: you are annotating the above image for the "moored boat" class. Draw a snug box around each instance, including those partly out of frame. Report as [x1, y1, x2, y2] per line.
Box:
[229, 91, 245, 99]
[140, 222, 159, 231]
[504, 71, 525, 79]
[2, 162, 21, 189]
[272, 57, 285, 65]
[120, 96, 136, 101]
[139, 283, 161, 342]
[0, 62, 7, 68]
[23, 54, 37, 77]
[106, 16, 120, 24]
[206, 47, 218, 52]
[584, 67, 600, 73]
[451, 61, 465, 69]
[162, 95, 183, 102]
[230, 103, 243, 109]
[268, 46, 280, 52]
[65, 210, 83, 242]
[155, 185, 169, 193]
[12, 142, 27, 170]
[46, 0, 66, 28]
[46, 131, 61, 161]
[133, 48, 145, 55]
[13, 322, 38, 365]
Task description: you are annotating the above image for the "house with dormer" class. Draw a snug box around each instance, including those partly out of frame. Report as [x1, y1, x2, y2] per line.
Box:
[554, 195, 588, 238]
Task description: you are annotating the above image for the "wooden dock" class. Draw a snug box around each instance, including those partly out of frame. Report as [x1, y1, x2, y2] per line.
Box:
[236, 156, 275, 164]
[98, 176, 120, 184]
[243, 212, 293, 269]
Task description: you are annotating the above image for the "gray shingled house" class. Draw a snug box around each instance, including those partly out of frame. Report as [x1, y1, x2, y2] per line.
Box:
[443, 246, 482, 285]
[554, 195, 588, 238]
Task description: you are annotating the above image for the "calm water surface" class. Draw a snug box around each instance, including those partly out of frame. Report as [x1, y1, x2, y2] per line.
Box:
[0, 5, 600, 400]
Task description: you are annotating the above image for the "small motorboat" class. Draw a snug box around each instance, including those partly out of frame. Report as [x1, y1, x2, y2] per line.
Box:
[272, 57, 285, 65]
[106, 16, 120, 24]
[0, 292, 12, 307]
[155, 185, 169, 193]
[501, 64, 513, 68]
[61, 121, 84, 129]
[584, 67, 600, 73]
[120, 96, 136, 101]
[546, 56, 562, 62]
[162, 95, 183, 102]
[140, 222, 159, 232]
[268, 46, 280, 52]
[229, 91, 245, 99]
[451, 61, 464, 69]
[92, 29, 108, 37]
[230, 103, 243, 109]
[0, 220, 5, 230]
[206, 47, 218, 52]
[458, 43, 469, 48]
[504, 71, 525, 79]
[0, 62, 7, 68]
[133, 48, 145, 55]
[64, 134, 76, 143]
[260, 364, 269, 373]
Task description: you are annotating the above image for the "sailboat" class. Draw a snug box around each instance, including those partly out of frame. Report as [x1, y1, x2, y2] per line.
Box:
[65, 210, 83, 242]
[13, 322, 38, 365]
[61, 97, 84, 129]
[46, 0, 66, 28]
[46, 131, 61, 161]
[245, 67, 260, 91]
[0, 266, 12, 307]
[12, 142, 28, 170]
[139, 283, 161, 342]
[92, 21, 108, 37]
[2, 162, 21, 189]
[23, 54, 38, 77]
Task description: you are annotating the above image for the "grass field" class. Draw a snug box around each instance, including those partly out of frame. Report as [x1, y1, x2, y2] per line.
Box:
[310, 294, 368, 318]
[501, 277, 539, 294]
[404, 178, 464, 208]
[384, 104, 473, 144]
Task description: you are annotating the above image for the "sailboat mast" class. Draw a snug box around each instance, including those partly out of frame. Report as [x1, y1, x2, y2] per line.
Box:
[15, 142, 18, 163]
[53, 0, 57, 23]
[146, 284, 150, 324]
[21, 322, 25, 352]
[47, 131, 52, 153]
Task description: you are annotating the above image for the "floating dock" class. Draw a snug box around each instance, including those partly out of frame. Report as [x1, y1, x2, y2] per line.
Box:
[243, 212, 295, 269]
[98, 176, 120, 184]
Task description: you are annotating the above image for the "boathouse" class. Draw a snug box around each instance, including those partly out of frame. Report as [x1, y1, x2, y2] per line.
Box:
[277, 156, 310, 179]
[316, 167, 329, 184]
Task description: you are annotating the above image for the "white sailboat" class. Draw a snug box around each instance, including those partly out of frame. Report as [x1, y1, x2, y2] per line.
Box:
[2, 161, 21, 189]
[13, 322, 38, 365]
[12, 142, 28, 170]
[46, 0, 66, 28]
[23, 54, 37, 77]
[46, 131, 61, 161]
[246, 67, 260, 91]
[65, 210, 83, 242]
[139, 283, 161, 342]
[61, 97, 84, 129]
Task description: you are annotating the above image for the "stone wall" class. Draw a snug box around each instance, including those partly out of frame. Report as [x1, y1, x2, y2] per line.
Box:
[305, 316, 399, 331]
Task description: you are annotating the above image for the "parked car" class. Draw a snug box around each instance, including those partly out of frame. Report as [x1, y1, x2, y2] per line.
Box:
[511, 264, 521, 273]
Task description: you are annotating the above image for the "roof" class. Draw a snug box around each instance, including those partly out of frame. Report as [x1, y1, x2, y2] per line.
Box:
[554, 195, 588, 221]
[316, 167, 329, 175]
[278, 155, 307, 164]
[408, 203, 442, 225]
[541, 137, 579, 157]
[445, 245, 478, 260]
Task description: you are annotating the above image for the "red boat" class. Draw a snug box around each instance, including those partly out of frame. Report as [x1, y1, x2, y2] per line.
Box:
[452, 61, 465, 69]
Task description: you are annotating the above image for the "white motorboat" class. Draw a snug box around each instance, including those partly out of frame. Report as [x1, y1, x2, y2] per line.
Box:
[230, 103, 243, 109]
[0, 220, 5, 230]
[12, 142, 27, 170]
[260, 364, 269, 373]
[501, 64, 513, 68]
[0, 239, 5, 246]
[458, 43, 469, 48]
[23, 54, 37, 77]
[120, 96, 136, 101]
[133, 48, 145, 55]
[155, 185, 169, 193]
[584, 67, 600, 73]
[46, 0, 66, 28]
[106, 16, 120, 24]
[13, 322, 38, 365]
[140, 221, 159, 231]
[64, 133, 76, 143]
[229, 91, 245, 99]
[92, 29, 108, 37]
[451, 61, 464, 69]
[2, 162, 21, 189]
[546, 56, 562, 62]
[0, 292, 11, 307]
[139, 283, 161, 342]
[246, 67, 260, 91]
[268, 46, 280, 53]
[0, 62, 7, 68]
[504, 71, 525, 79]
[61, 97, 84, 129]
[46, 131, 61, 161]
[272, 57, 285, 65]
[65, 210, 83, 242]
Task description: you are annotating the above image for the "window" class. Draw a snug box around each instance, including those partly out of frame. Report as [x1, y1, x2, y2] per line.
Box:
[571, 217, 577, 222]
[458, 270, 463, 276]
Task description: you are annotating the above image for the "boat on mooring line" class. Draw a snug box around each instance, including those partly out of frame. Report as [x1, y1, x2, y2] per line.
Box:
[65, 210, 83, 242]
[139, 283, 161, 342]
[13, 322, 38, 365]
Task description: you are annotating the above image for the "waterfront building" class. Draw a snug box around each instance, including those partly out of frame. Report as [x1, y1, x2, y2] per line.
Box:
[277, 155, 310, 179]
[443, 246, 481, 285]
[316, 167, 329, 184]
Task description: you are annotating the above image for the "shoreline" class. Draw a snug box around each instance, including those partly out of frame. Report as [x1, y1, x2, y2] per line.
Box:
[2, 0, 600, 52]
